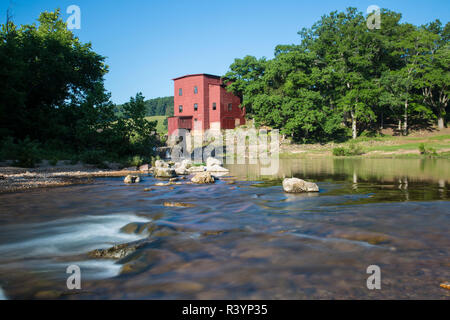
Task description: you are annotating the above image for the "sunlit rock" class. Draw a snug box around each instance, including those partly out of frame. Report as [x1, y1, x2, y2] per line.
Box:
[191, 172, 215, 184]
[206, 164, 229, 173]
[155, 160, 169, 168]
[153, 167, 176, 178]
[282, 178, 319, 193]
[188, 166, 206, 173]
[206, 157, 222, 167]
[124, 175, 141, 183]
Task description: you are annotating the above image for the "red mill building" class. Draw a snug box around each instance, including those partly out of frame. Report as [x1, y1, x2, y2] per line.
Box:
[168, 74, 245, 135]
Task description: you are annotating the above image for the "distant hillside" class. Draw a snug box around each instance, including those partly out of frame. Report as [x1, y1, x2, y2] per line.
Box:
[115, 96, 174, 117]
[145, 96, 174, 117]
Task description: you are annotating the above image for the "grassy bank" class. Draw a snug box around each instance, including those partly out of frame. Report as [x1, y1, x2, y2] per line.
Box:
[145, 116, 168, 135]
[280, 130, 450, 159]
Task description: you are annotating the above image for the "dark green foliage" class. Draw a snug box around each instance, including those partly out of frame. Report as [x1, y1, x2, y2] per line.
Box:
[225, 8, 449, 143]
[0, 10, 161, 167]
[0, 137, 41, 167]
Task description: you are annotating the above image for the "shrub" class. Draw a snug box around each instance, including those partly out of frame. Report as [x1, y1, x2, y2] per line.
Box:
[79, 149, 107, 166]
[419, 143, 437, 156]
[332, 147, 347, 156]
[332, 142, 365, 156]
[419, 143, 426, 154]
[130, 155, 144, 167]
[0, 137, 42, 167]
[49, 158, 58, 166]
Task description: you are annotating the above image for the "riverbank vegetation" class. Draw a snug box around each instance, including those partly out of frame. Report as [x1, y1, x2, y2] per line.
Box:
[0, 10, 162, 167]
[279, 130, 450, 158]
[225, 7, 449, 143]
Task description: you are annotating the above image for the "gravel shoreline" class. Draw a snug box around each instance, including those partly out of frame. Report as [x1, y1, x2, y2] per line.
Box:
[0, 165, 143, 194]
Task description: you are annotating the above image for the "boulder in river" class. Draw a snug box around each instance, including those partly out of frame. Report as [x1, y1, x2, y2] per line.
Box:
[175, 159, 192, 169]
[174, 159, 192, 175]
[188, 166, 206, 173]
[206, 164, 229, 172]
[139, 164, 150, 172]
[155, 160, 169, 168]
[124, 175, 141, 184]
[191, 172, 215, 184]
[175, 166, 189, 175]
[206, 157, 222, 167]
[282, 178, 319, 193]
[153, 167, 176, 178]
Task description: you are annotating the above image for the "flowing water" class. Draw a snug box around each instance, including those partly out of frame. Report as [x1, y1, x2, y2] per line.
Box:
[0, 158, 449, 299]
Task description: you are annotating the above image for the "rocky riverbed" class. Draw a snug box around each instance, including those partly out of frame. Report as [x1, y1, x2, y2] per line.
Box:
[0, 165, 141, 193]
[0, 157, 448, 299]
[0, 157, 232, 193]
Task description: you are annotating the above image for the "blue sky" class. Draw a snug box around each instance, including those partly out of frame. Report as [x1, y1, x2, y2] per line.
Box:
[3, 0, 449, 104]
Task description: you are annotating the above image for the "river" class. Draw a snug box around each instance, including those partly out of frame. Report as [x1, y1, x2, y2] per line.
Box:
[0, 158, 448, 299]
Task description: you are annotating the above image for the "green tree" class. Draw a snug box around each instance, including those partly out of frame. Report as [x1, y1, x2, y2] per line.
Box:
[120, 92, 158, 157]
[417, 21, 449, 129]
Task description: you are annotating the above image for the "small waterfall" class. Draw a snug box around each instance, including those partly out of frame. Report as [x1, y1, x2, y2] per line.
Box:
[0, 287, 7, 300]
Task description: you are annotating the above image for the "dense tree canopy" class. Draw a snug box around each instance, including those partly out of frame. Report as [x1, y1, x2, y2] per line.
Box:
[0, 10, 159, 166]
[225, 7, 449, 142]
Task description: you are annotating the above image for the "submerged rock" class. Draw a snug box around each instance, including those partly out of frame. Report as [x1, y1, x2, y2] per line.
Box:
[440, 282, 450, 290]
[191, 172, 215, 184]
[154, 182, 171, 186]
[337, 232, 391, 245]
[120, 222, 152, 235]
[163, 202, 196, 208]
[88, 242, 143, 259]
[34, 290, 61, 299]
[282, 178, 319, 193]
[124, 175, 141, 184]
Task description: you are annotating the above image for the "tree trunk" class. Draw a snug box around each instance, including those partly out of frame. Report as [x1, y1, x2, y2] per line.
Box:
[403, 99, 408, 136]
[398, 120, 402, 131]
[380, 111, 384, 130]
[351, 109, 357, 139]
[438, 107, 445, 130]
[438, 117, 444, 130]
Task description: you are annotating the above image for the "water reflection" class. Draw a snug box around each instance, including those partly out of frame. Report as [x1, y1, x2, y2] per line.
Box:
[227, 157, 450, 184]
